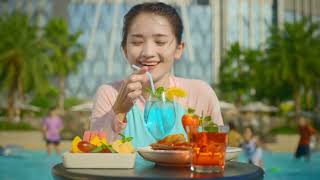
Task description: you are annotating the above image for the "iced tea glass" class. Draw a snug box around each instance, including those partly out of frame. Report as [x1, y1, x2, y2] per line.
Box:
[188, 125, 229, 173]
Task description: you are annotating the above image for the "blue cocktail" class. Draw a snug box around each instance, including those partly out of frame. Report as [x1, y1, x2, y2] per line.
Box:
[144, 95, 176, 140]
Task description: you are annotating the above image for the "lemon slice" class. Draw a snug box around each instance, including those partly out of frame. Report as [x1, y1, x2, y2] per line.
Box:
[165, 87, 187, 101]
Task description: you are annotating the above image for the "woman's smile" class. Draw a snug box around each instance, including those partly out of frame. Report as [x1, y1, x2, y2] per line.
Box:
[138, 61, 161, 70]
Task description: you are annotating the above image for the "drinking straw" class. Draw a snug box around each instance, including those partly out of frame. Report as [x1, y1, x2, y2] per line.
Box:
[131, 64, 155, 94]
[161, 91, 166, 103]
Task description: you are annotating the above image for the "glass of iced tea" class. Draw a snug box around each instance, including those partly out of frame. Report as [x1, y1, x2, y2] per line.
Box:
[188, 125, 229, 173]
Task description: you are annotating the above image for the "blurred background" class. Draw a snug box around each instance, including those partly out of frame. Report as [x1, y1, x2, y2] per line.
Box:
[0, 0, 320, 180]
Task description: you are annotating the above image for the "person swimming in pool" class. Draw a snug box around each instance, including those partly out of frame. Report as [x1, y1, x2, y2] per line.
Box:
[295, 116, 317, 161]
[242, 126, 263, 167]
[90, 2, 223, 148]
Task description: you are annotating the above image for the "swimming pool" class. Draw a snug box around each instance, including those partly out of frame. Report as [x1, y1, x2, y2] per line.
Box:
[0, 150, 319, 180]
[0, 150, 61, 180]
[238, 151, 320, 180]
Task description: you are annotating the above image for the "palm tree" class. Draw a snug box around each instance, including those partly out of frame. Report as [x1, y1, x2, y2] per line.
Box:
[264, 18, 320, 118]
[0, 12, 50, 121]
[44, 18, 85, 112]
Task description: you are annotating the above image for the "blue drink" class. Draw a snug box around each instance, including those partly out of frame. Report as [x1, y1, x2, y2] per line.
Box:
[144, 98, 176, 140]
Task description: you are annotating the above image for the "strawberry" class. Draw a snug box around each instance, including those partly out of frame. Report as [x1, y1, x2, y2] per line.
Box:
[182, 108, 200, 131]
[77, 141, 97, 153]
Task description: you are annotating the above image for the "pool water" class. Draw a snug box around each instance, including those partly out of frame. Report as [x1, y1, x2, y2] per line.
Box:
[0, 149, 319, 180]
[0, 151, 61, 180]
[238, 151, 320, 180]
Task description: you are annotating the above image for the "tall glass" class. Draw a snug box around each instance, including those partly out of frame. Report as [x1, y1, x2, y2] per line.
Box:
[188, 125, 229, 173]
[144, 95, 176, 140]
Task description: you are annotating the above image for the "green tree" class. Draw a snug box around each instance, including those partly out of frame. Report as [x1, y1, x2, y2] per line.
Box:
[263, 18, 320, 117]
[219, 42, 262, 106]
[44, 18, 85, 112]
[0, 12, 50, 121]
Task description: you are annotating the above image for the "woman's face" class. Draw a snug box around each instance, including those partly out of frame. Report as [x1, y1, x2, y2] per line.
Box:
[123, 13, 184, 83]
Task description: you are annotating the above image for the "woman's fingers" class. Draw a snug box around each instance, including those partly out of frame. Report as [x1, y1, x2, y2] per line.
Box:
[127, 89, 143, 101]
[126, 82, 143, 92]
[112, 66, 148, 113]
[125, 66, 148, 93]
[128, 66, 148, 83]
[128, 74, 147, 83]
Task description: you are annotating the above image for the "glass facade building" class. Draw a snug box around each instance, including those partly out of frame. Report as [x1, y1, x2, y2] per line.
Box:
[1, 0, 319, 99]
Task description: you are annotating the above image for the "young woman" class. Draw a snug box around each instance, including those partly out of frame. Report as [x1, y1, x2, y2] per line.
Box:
[91, 2, 223, 147]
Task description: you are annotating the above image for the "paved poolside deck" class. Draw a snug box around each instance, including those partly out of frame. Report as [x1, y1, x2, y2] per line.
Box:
[0, 131, 300, 152]
[0, 131, 71, 152]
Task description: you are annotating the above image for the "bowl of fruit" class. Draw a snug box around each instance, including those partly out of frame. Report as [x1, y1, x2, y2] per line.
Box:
[63, 131, 136, 169]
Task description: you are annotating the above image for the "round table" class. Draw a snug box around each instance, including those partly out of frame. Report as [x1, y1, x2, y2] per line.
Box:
[52, 159, 264, 180]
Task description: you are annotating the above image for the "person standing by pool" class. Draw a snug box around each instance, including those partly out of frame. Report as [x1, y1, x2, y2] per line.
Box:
[228, 122, 242, 147]
[42, 107, 63, 156]
[242, 126, 263, 167]
[91, 2, 223, 148]
[294, 116, 317, 161]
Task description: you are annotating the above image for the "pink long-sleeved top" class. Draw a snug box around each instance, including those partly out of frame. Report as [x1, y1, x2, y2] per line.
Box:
[91, 75, 223, 146]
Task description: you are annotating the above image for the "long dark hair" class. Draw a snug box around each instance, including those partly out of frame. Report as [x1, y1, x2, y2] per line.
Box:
[121, 2, 183, 48]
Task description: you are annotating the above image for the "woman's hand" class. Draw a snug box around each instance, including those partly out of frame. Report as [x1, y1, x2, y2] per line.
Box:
[112, 66, 148, 114]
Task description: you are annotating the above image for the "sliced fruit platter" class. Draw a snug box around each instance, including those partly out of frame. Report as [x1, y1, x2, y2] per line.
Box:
[63, 131, 136, 169]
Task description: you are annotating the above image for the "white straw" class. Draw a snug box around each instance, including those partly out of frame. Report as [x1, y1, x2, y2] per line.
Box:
[161, 92, 166, 103]
[131, 65, 155, 94]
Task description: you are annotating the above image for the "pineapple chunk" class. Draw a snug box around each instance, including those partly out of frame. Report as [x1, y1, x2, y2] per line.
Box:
[112, 140, 134, 153]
